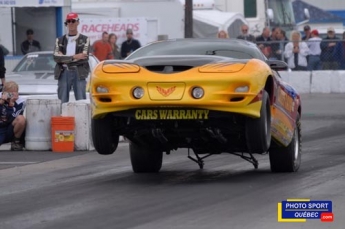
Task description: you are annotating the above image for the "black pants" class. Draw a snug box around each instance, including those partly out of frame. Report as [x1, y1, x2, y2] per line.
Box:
[292, 66, 307, 71]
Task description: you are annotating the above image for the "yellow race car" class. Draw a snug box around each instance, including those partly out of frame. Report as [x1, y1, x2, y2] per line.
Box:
[90, 39, 302, 173]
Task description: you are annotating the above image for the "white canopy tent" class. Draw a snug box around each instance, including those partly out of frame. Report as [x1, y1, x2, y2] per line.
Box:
[193, 10, 247, 38]
[179, 0, 247, 38]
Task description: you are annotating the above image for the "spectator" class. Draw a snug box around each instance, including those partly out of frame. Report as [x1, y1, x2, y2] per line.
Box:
[53, 12, 90, 104]
[0, 43, 9, 56]
[0, 47, 5, 91]
[108, 33, 121, 59]
[121, 29, 141, 59]
[237, 24, 255, 42]
[92, 32, 114, 61]
[284, 30, 309, 71]
[217, 30, 229, 38]
[302, 25, 311, 41]
[278, 29, 289, 61]
[320, 27, 340, 70]
[0, 81, 26, 151]
[21, 29, 41, 55]
[307, 30, 322, 70]
[270, 27, 284, 60]
[256, 27, 272, 58]
[333, 31, 345, 70]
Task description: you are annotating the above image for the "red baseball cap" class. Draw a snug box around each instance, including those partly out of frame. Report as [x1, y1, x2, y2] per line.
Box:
[66, 12, 79, 21]
[311, 29, 319, 36]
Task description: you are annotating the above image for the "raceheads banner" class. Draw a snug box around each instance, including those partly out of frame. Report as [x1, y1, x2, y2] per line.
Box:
[78, 17, 148, 47]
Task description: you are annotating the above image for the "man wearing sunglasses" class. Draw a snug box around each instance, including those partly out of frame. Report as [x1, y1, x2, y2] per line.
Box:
[236, 24, 255, 43]
[53, 12, 90, 103]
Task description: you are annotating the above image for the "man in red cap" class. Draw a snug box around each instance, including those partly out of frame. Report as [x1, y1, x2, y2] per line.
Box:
[53, 12, 90, 103]
[307, 29, 322, 70]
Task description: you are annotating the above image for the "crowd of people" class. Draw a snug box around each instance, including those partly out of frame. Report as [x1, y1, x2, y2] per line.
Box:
[91, 29, 141, 61]
[219, 25, 345, 71]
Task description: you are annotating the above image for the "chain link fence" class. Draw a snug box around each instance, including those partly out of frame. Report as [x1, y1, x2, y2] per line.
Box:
[254, 39, 345, 71]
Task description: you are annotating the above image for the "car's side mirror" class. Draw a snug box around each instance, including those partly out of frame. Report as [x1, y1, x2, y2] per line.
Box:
[267, 60, 288, 71]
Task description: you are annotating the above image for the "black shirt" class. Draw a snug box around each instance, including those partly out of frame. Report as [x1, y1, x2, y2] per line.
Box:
[21, 40, 41, 55]
[0, 48, 5, 79]
[120, 39, 141, 59]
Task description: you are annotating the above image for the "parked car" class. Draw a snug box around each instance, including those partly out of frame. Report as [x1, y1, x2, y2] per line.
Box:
[6, 51, 99, 95]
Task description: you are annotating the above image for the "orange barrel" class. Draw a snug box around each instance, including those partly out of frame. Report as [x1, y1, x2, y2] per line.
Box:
[51, 116, 75, 152]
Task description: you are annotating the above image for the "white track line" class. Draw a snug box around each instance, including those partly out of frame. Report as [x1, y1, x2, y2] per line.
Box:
[0, 162, 38, 165]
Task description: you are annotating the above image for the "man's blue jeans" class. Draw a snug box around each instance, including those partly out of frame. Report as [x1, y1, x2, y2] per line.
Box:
[308, 55, 321, 71]
[58, 69, 86, 104]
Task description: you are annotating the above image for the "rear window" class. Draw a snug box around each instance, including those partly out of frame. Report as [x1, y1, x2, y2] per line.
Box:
[127, 40, 261, 60]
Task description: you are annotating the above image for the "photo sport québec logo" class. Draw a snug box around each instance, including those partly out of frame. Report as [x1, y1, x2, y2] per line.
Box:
[277, 199, 334, 222]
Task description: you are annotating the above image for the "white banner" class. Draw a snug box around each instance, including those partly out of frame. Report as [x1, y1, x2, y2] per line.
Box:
[0, 0, 67, 7]
[78, 17, 148, 48]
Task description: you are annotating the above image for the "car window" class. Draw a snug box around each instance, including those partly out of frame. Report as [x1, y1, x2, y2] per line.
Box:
[127, 40, 263, 60]
[13, 54, 55, 72]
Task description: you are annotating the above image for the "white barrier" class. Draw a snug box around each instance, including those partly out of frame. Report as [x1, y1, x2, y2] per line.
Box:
[311, 70, 332, 93]
[279, 71, 311, 94]
[61, 100, 94, 151]
[330, 71, 345, 93]
[25, 98, 61, 150]
[279, 70, 345, 94]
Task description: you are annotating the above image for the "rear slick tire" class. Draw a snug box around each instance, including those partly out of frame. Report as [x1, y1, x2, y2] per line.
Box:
[92, 116, 119, 155]
[245, 91, 271, 154]
[129, 141, 163, 173]
[269, 114, 302, 172]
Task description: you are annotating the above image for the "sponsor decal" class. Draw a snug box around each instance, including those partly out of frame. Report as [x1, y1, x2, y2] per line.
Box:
[156, 86, 176, 97]
[278, 89, 294, 112]
[135, 109, 209, 120]
[278, 199, 333, 222]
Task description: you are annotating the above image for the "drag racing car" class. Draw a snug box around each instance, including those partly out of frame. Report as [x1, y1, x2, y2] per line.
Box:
[90, 38, 302, 173]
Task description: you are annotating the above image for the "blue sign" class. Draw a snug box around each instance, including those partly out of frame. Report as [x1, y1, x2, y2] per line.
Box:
[278, 199, 334, 222]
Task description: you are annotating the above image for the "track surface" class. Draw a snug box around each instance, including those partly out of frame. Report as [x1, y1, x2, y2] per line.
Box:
[1, 94, 344, 229]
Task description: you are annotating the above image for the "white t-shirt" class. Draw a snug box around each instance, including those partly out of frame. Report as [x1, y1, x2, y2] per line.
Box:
[307, 37, 322, 55]
[66, 35, 77, 56]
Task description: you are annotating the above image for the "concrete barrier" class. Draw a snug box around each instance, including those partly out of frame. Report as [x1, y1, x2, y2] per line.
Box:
[61, 100, 94, 151]
[289, 71, 311, 94]
[25, 98, 61, 150]
[278, 70, 345, 94]
[330, 70, 345, 93]
[311, 70, 332, 93]
[278, 71, 290, 83]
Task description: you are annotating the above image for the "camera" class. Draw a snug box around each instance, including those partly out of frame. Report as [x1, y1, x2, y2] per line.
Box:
[6, 92, 13, 99]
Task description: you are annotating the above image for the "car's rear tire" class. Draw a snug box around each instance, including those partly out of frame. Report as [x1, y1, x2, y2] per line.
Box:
[245, 91, 271, 154]
[269, 114, 301, 172]
[92, 116, 119, 155]
[129, 141, 163, 173]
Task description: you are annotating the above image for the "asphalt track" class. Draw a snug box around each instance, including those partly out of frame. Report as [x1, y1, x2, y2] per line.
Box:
[0, 94, 344, 229]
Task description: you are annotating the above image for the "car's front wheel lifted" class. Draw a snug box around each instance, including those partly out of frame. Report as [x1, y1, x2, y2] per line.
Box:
[269, 114, 302, 172]
[129, 141, 163, 173]
[245, 91, 271, 154]
[92, 116, 119, 155]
